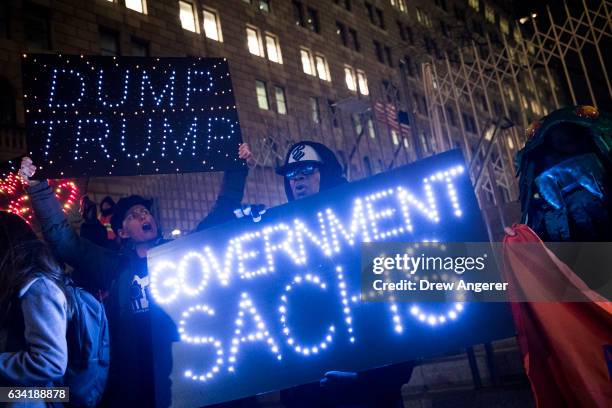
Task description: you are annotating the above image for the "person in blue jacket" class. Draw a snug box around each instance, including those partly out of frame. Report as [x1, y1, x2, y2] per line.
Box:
[0, 211, 68, 408]
[19, 143, 252, 407]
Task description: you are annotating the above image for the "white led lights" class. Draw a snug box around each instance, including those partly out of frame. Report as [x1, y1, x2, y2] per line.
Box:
[228, 293, 282, 372]
[147, 164, 470, 387]
[280, 275, 336, 356]
[179, 304, 224, 382]
[48, 68, 85, 108]
[150, 165, 467, 304]
[140, 69, 176, 107]
[30, 58, 240, 175]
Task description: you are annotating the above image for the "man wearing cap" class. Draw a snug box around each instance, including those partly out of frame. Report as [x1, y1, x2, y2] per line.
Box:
[19, 144, 252, 407]
[277, 141, 413, 408]
[276, 141, 348, 201]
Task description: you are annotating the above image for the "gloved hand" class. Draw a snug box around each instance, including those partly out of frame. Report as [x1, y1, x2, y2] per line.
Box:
[319, 370, 358, 390]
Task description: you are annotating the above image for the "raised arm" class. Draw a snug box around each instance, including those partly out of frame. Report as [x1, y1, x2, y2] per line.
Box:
[195, 143, 252, 232]
[19, 158, 121, 290]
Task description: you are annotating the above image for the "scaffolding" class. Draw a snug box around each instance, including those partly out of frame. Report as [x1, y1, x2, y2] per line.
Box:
[422, 0, 611, 239]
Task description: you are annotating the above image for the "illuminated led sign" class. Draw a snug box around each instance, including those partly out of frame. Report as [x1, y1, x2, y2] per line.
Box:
[147, 150, 514, 407]
[21, 54, 245, 178]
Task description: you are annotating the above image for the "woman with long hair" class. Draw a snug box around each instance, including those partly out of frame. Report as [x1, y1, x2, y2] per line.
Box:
[0, 211, 68, 406]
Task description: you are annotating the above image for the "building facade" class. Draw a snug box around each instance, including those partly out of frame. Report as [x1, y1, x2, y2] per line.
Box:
[0, 0, 556, 235]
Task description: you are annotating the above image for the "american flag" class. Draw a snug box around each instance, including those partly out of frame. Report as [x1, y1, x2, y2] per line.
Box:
[373, 101, 400, 132]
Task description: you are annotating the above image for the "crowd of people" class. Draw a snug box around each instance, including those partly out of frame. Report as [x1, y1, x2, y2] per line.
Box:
[0, 140, 413, 408]
[1, 104, 610, 407]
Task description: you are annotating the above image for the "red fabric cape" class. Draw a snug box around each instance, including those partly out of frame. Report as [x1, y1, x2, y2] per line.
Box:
[503, 224, 612, 407]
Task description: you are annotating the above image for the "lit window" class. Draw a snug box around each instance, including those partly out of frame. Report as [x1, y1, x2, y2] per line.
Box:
[315, 55, 330, 81]
[399, 0, 406, 12]
[344, 66, 356, 91]
[179, 1, 197, 32]
[300, 49, 315, 76]
[203, 9, 223, 41]
[265, 33, 283, 63]
[274, 86, 287, 114]
[500, 18, 509, 35]
[390, 0, 406, 12]
[259, 0, 270, 12]
[485, 5, 495, 24]
[310, 97, 320, 123]
[469, 0, 479, 12]
[514, 27, 522, 43]
[352, 113, 363, 135]
[125, 0, 145, 13]
[356, 70, 368, 95]
[247, 26, 264, 57]
[367, 118, 376, 138]
[255, 80, 269, 110]
[391, 129, 399, 145]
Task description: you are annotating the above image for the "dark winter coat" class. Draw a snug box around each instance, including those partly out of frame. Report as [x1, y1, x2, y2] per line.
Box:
[27, 168, 247, 407]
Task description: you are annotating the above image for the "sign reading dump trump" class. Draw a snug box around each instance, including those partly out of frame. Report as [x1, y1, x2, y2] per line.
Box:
[147, 150, 514, 407]
[21, 54, 244, 178]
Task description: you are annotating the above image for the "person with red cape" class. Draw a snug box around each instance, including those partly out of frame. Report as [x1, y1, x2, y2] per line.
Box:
[504, 105, 612, 407]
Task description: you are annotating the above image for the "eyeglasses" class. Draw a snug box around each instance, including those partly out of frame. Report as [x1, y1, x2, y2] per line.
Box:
[285, 165, 318, 180]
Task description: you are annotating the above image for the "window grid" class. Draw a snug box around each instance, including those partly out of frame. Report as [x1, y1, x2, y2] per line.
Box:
[356, 70, 369, 95]
[255, 80, 269, 110]
[265, 33, 283, 63]
[274, 86, 287, 114]
[300, 48, 315, 76]
[344, 66, 357, 91]
[247, 26, 264, 57]
[203, 8, 223, 41]
[125, 0, 146, 13]
[310, 97, 321, 123]
[315, 55, 331, 81]
[179, 1, 198, 33]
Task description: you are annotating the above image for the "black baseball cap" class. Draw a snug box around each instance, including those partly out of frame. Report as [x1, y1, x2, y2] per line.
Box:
[110, 195, 153, 234]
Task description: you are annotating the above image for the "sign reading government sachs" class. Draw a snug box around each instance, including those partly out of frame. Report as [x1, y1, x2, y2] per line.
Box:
[21, 54, 245, 179]
[147, 150, 514, 407]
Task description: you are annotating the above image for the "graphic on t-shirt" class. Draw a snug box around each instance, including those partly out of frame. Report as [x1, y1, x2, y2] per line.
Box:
[130, 274, 150, 313]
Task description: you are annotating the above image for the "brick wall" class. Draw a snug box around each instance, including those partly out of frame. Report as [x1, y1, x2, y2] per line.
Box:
[0, 0, 528, 234]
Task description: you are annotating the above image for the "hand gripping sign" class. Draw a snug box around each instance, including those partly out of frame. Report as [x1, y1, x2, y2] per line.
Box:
[147, 150, 514, 407]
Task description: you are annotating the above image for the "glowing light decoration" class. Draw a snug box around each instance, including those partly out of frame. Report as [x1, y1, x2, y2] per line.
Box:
[0, 175, 79, 224]
[22, 54, 245, 178]
[280, 274, 335, 356]
[147, 150, 515, 407]
[179, 304, 225, 382]
[228, 293, 282, 371]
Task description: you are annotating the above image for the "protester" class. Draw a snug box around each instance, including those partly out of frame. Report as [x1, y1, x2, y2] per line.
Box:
[0, 211, 68, 407]
[19, 143, 252, 407]
[99, 196, 116, 241]
[515, 105, 611, 242]
[276, 141, 412, 408]
[276, 141, 348, 201]
[80, 195, 113, 249]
